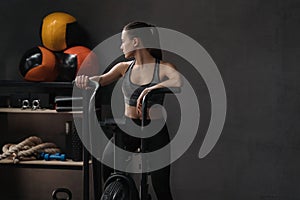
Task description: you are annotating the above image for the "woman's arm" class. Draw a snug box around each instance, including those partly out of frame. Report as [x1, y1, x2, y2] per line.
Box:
[75, 62, 129, 89]
[151, 61, 183, 89]
[136, 62, 182, 114]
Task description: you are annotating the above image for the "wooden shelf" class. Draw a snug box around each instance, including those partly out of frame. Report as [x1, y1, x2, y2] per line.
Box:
[0, 108, 82, 114]
[0, 159, 85, 170]
[0, 80, 73, 88]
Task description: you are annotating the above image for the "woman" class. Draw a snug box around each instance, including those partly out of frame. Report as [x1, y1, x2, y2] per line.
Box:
[75, 21, 182, 200]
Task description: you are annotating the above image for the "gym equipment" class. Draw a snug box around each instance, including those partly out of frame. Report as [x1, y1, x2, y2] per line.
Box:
[63, 46, 99, 77]
[52, 188, 72, 200]
[101, 173, 139, 200]
[54, 96, 83, 112]
[32, 99, 40, 110]
[80, 79, 100, 200]
[0, 136, 60, 163]
[41, 12, 77, 52]
[83, 80, 137, 200]
[19, 46, 58, 82]
[20, 11, 96, 82]
[81, 79, 179, 200]
[139, 87, 180, 200]
[65, 120, 83, 161]
[22, 99, 30, 109]
[99, 118, 139, 200]
[55, 46, 99, 81]
[42, 153, 66, 161]
[87, 78, 179, 200]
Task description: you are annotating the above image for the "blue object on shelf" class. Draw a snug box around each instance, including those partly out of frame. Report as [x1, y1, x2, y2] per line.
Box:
[43, 153, 66, 161]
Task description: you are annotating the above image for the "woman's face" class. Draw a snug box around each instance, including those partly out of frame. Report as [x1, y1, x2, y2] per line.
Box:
[120, 30, 135, 59]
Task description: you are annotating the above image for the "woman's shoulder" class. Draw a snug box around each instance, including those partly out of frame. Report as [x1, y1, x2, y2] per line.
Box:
[116, 60, 134, 76]
[159, 60, 177, 70]
[113, 60, 132, 69]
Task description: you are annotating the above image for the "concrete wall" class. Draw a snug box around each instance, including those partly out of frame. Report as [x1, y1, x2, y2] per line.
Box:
[0, 0, 299, 199]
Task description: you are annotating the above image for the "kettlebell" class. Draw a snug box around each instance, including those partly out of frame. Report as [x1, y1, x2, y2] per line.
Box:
[52, 188, 72, 200]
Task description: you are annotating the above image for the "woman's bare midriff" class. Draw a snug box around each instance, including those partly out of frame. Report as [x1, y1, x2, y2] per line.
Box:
[124, 104, 164, 120]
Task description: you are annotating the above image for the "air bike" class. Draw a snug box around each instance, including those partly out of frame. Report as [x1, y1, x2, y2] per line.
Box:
[82, 79, 180, 200]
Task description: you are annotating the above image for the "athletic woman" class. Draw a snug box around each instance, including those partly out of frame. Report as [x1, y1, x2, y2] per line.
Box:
[75, 21, 182, 200]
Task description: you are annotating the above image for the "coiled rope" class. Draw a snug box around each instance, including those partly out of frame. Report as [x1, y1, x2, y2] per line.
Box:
[0, 136, 61, 163]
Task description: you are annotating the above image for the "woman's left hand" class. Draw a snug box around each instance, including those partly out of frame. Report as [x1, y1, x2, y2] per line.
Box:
[136, 87, 152, 115]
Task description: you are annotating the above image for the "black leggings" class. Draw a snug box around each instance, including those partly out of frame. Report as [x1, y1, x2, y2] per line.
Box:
[102, 117, 173, 200]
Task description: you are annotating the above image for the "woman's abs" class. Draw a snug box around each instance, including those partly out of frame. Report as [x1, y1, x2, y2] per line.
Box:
[124, 104, 165, 120]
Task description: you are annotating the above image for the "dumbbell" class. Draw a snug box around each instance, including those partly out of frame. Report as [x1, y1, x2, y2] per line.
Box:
[22, 99, 30, 109]
[52, 188, 72, 200]
[43, 153, 66, 161]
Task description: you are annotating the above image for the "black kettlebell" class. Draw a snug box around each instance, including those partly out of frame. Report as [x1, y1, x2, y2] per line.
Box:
[52, 188, 72, 200]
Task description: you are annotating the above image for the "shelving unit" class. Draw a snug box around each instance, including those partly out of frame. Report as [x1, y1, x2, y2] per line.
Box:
[0, 159, 83, 170]
[0, 107, 68, 113]
[0, 107, 82, 115]
[0, 80, 90, 200]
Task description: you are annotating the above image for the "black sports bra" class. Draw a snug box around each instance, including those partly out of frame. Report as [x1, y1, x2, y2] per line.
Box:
[122, 59, 164, 107]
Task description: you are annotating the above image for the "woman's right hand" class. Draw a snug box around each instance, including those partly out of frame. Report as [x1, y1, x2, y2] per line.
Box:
[74, 75, 100, 89]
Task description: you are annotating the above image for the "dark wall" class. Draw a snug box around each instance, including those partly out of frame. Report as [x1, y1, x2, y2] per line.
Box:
[0, 0, 300, 200]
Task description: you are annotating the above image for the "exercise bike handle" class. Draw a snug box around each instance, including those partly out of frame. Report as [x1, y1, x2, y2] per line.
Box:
[72, 78, 100, 200]
[147, 87, 181, 95]
[141, 87, 181, 125]
[87, 79, 100, 91]
[140, 87, 180, 200]
[72, 79, 100, 91]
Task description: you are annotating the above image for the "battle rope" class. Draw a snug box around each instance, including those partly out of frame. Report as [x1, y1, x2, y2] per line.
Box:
[0, 136, 61, 164]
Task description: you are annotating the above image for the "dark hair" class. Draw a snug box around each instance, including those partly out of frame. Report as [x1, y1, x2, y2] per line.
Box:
[123, 21, 162, 60]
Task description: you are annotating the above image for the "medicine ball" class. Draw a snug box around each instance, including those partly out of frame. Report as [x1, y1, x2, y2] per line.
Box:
[41, 12, 80, 52]
[19, 46, 58, 82]
[56, 46, 99, 81]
